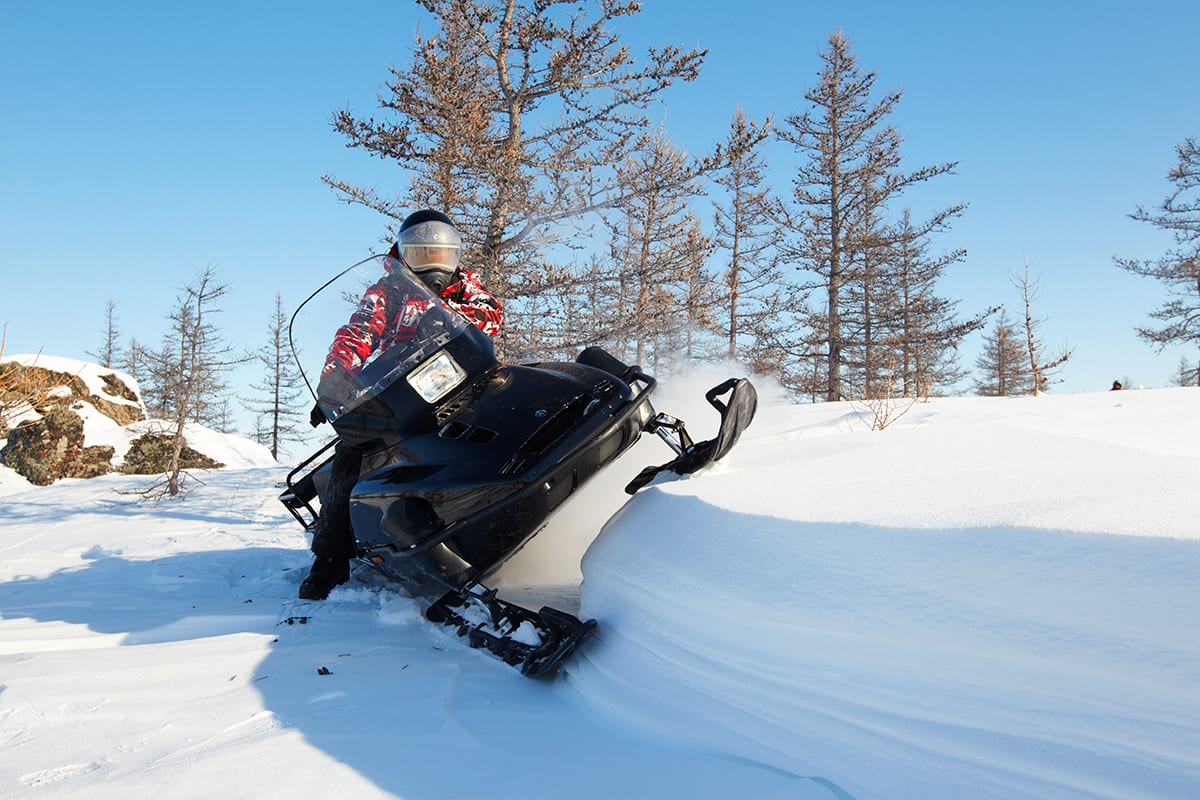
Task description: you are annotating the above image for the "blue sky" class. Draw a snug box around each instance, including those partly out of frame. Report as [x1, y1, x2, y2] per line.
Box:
[3, 0, 1198, 426]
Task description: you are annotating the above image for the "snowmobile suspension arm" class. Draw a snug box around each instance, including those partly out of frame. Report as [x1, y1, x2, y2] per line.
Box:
[646, 413, 694, 456]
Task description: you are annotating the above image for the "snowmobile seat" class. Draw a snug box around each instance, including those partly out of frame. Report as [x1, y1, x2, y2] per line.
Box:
[576, 346, 636, 382]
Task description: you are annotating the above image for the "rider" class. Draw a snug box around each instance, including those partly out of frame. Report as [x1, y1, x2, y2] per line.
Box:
[299, 209, 504, 600]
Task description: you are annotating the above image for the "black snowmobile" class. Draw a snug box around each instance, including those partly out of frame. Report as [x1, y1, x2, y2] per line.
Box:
[279, 255, 756, 677]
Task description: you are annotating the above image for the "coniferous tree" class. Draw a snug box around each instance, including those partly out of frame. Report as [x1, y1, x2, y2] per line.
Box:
[244, 292, 307, 460]
[782, 320, 830, 402]
[674, 221, 722, 364]
[1114, 137, 1200, 385]
[323, 0, 709, 357]
[777, 32, 882, 400]
[526, 254, 621, 361]
[1174, 356, 1199, 387]
[974, 309, 1028, 396]
[891, 209, 993, 397]
[605, 130, 713, 368]
[711, 109, 787, 372]
[140, 339, 175, 419]
[121, 338, 146, 397]
[839, 184, 898, 400]
[211, 399, 236, 435]
[87, 299, 122, 369]
[779, 31, 962, 401]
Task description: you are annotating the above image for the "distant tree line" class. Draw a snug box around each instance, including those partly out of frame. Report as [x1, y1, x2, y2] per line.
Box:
[79, 0, 1198, 474]
[1114, 137, 1200, 387]
[324, 3, 995, 402]
[323, 1, 1200, 400]
[87, 271, 305, 496]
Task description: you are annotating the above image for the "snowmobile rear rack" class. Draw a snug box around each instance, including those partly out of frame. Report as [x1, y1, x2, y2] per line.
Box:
[279, 437, 339, 529]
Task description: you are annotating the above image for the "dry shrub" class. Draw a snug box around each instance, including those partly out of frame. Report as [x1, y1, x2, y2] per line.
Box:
[0, 326, 56, 436]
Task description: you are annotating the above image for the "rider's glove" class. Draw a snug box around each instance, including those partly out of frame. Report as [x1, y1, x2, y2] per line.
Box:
[314, 364, 356, 423]
[309, 402, 326, 428]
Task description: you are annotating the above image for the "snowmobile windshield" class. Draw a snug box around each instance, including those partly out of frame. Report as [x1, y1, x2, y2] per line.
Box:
[290, 255, 487, 425]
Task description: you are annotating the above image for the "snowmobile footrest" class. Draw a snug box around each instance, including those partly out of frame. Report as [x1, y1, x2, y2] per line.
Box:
[425, 587, 597, 678]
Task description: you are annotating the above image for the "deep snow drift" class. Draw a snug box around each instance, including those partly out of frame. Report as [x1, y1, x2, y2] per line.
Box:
[1, 383, 1197, 799]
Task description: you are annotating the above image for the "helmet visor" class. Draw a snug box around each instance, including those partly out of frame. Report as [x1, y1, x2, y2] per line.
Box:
[401, 244, 460, 272]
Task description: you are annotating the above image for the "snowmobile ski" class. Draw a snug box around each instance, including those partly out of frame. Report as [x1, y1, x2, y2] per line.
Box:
[424, 586, 597, 678]
[625, 378, 758, 494]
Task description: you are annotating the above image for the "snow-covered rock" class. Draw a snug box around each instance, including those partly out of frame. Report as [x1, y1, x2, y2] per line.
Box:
[0, 355, 275, 487]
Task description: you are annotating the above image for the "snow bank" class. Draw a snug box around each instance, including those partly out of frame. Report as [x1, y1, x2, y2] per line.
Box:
[2, 372, 1198, 800]
[573, 388, 1200, 800]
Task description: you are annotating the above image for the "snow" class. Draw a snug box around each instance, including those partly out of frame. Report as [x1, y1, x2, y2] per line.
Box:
[1, 378, 1198, 799]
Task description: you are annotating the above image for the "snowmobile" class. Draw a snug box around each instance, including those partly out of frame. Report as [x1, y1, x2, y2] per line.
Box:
[279, 255, 756, 677]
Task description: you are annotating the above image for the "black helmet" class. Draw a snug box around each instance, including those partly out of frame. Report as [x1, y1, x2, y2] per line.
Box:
[397, 209, 461, 292]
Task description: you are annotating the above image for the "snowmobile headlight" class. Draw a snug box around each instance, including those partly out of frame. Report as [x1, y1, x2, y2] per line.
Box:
[407, 350, 467, 403]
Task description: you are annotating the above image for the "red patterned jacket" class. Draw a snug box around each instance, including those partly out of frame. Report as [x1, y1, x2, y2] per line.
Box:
[322, 250, 503, 377]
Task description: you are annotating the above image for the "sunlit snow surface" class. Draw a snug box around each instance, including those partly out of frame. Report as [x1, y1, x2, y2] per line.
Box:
[1, 382, 1197, 799]
[573, 387, 1200, 799]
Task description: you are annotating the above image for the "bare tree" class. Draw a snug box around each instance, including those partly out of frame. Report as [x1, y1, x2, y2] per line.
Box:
[1174, 356, 1199, 387]
[142, 268, 246, 496]
[243, 292, 307, 460]
[777, 32, 882, 400]
[856, 355, 916, 430]
[523, 254, 621, 360]
[489, 129, 716, 366]
[674, 221, 722, 363]
[839, 188, 897, 400]
[1012, 259, 1072, 393]
[0, 326, 54, 436]
[1114, 137, 1200, 385]
[121, 337, 146, 398]
[87, 298, 122, 369]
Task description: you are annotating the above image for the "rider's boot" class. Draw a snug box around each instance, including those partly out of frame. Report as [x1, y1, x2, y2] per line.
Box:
[298, 555, 350, 600]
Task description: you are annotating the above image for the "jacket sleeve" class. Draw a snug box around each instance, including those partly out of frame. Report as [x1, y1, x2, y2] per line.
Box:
[441, 269, 504, 336]
[322, 279, 390, 376]
[385, 296, 437, 348]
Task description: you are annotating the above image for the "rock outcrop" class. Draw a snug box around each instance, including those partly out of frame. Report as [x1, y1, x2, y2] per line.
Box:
[1, 404, 114, 485]
[122, 432, 225, 474]
[0, 358, 235, 485]
[0, 362, 145, 426]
